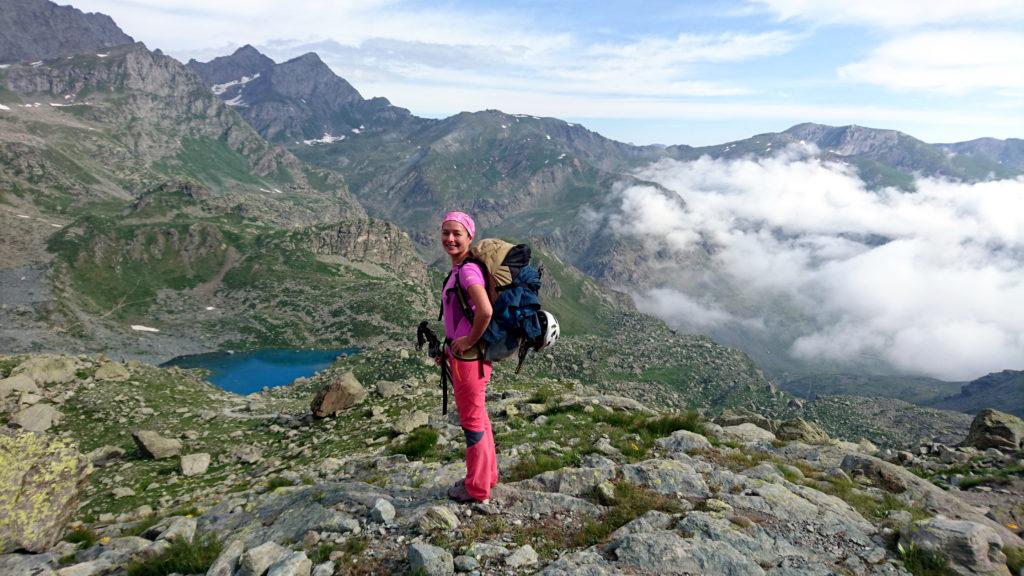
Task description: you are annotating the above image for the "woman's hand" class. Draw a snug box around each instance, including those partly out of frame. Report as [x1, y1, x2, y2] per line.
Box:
[450, 336, 475, 356]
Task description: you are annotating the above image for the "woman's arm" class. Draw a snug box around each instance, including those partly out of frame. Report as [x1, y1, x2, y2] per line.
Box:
[452, 283, 492, 355]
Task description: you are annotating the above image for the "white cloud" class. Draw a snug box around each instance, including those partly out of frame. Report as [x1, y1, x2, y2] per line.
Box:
[615, 150, 1024, 380]
[838, 30, 1024, 96]
[753, 0, 1024, 27]
[636, 288, 766, 330]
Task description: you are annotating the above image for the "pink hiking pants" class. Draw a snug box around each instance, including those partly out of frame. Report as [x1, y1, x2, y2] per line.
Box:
[449, 355, 498, 500]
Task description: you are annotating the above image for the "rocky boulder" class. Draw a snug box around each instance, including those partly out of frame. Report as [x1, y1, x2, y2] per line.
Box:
[310, 371, 366, 418]
[0, 374, 40, 398]
[240, 541, 289, 576]
[0, 430, 90, 553]
[94, 362, 131, 382]
[131, 430, 182, 459]
[11, 356, 77, 385]
[9, 404, 63, 432]
[901, 516, 1010, 576]
[963, 409, 1024, 451]
[654, 429, 712, 453]
[376, 380, 402, 398]
[180, 453, 211, 476]
[715, 408, 775, 432]
[87, 445, 125, 467]
[392, 410, 428, 434]
[719, 423, 776, 444]
[841, 453, 1024, 548]
[775, 418, 830, 444]
[407, 542, 454, 576]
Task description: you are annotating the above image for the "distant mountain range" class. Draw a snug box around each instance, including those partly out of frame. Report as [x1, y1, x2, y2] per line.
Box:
[929, 370, 1024, 418]
[0, 0, 133, 64]
[185, 45, 1024, 382]
[1, 0, 1019, 419]
[780, 370, 1023, 419]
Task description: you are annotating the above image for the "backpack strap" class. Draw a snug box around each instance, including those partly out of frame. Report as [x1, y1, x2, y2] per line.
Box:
[438, 269, 454, 322]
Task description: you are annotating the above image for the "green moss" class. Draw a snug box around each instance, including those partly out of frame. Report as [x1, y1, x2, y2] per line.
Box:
[125, 533, 223, 576]
[1006, 547, 1024, 575]
[506, 451, 580, 482]
[897, 542, 952, 576]
[65, 526, 98, 547]
[390, 427, 439, 460]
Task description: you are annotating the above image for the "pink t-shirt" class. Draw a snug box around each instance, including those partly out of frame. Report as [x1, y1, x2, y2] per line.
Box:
[443, 262, 485, 341]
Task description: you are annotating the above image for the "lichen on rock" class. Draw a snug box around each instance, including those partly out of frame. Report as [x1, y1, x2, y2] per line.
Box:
[0, 430, 90, 553]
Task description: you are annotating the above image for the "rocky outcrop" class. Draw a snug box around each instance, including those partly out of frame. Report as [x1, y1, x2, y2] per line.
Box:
[308, 218, 429, 285]
[9, 404, 62, 432]
[0, 374, 41, 398]
[0, 430, 90, 553]
[94, 362, 130, 382]
[963, 409, 1024, 451]
[719, 422, 776, 444]
[131, 430, 182, 460]
[841, 453, 1023, 548]
[0, 0, 134, 64]
[715, 407, 775, 432]
[775, 418, 830, 444]
[310, 372, 366, 418]
[901, 517, 1010, 576]
[11, 356, 77, 386]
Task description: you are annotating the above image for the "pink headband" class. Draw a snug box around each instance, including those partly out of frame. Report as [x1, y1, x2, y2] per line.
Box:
[442, 211, 476, 239]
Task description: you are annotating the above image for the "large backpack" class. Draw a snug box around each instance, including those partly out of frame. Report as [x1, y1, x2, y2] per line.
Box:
[439, 238, 543, 373]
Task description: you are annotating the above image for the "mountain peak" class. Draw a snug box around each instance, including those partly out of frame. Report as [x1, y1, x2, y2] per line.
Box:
[282, 52, 329, 69]
[0, 0, 134, 64]
[189, 44, 275, 86]
[233, 44, 265, 58]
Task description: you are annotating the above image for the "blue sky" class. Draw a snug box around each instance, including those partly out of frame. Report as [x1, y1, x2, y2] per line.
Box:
[69, 0, 1023, 145]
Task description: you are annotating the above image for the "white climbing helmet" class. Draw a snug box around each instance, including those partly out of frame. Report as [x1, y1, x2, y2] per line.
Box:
[537, 310, 560, 349]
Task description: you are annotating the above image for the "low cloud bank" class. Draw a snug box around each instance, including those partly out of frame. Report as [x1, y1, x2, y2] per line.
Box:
[616, 145, 1024, 380]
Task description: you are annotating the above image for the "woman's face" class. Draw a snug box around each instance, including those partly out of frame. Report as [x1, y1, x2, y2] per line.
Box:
[441, 221, 471, 257]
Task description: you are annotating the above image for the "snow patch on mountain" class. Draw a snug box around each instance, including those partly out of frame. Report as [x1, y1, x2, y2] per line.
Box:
[302, 133, 346, 145]
[211, 73, 260, 96]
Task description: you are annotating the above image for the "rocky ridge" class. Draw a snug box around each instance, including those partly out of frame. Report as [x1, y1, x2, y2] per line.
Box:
[0, 0, 134, 64]
[1, 351, 1021, 576]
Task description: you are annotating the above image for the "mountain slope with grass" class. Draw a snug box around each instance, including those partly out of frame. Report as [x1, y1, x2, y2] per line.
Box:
[0, 37, 441, 360]
[1, 351, 1018, 575]
[929, 370, 1024, 418]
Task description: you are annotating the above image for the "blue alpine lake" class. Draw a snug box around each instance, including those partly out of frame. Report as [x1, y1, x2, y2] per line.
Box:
[161, 348, 357, 395]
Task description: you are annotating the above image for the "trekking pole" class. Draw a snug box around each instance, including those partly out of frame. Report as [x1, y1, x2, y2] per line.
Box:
[417, 321, 451, 415]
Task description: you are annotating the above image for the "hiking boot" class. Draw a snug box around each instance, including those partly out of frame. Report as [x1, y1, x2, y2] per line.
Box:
[447, 481, 487, 504]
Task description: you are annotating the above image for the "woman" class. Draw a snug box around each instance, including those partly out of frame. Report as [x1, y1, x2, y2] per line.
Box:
[440, 210, 499, 503]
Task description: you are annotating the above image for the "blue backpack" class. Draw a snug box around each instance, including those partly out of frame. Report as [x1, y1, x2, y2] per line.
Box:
[438, 239, 544, 373]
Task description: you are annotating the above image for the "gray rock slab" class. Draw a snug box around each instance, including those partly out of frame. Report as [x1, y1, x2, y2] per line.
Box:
[10, 404, 63, 432]
[408, 542, 454, 576]
[267, 551, 312, 576]
[239, 541, 290, 576]
[611, 530, 766, 575]
[655, 429, 712, 453]
[205, 538, 245, 576]
[621, 458, 710, 498]
[131, 430, 182, 459]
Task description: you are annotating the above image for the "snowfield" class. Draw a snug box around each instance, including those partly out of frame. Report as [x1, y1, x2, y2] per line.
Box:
[211, 73, 260, 96]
